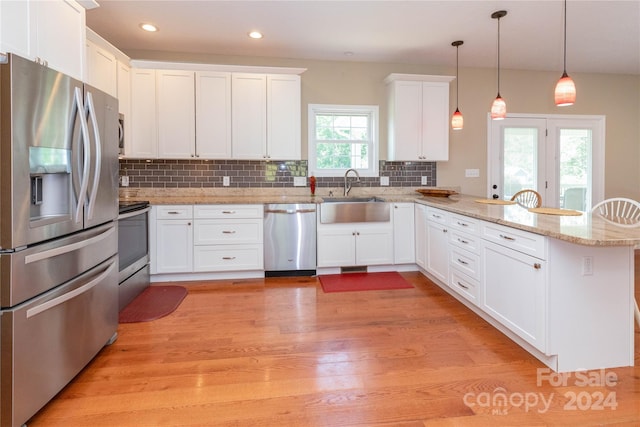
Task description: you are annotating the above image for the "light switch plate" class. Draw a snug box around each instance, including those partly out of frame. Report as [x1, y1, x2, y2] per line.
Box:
[223, 176, 230, 186]
[380, 176, 390, 186]
[465, 168, 480, 178]
[421, 176, 428, 185]
[293, 176, 306, 187]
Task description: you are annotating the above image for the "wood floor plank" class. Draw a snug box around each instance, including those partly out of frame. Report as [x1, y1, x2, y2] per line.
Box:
[27, 271, 640, 426]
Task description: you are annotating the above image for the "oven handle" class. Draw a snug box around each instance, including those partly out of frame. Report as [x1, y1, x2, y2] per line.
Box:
[24, 227, 115, 265]
[26, 260, 116, 319]
[118, 206, 151, 220]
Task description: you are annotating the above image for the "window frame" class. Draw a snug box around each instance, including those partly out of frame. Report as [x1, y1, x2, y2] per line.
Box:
[307, 104, 379, 177]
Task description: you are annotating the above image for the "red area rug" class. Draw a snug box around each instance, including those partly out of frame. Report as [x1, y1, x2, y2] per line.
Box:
[319, 272, 413, 293]
[119, 285, 188, 323]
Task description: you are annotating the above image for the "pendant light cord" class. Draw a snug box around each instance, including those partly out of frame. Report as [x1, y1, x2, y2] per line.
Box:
[563, 0, 567, 74]
[456, 45, 459, 107]
[497, 15, 501, 96]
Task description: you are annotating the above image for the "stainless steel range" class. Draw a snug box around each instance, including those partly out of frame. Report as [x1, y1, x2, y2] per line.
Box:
[118, 201, 150, 309]
[0, 53, 119, 427]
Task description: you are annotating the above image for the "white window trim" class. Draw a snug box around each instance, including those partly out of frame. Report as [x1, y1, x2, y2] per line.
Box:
[308, 104, 379, 177]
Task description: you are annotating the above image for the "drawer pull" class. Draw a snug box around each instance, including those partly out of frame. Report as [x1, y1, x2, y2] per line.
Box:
[432, 214, 441, 219]
[457, 238, 469, 244]
[499, 234, 516, 241]
[167, 211, 181, 215]
[222, 210, 236, 214]
[222, 256, 236, 260]
[534, 263, 542, 270]
[457, 258, 469, 265]
[222, 230, 236, 234]
[457, 221, 469, 227]
[457, 281, 469, 290]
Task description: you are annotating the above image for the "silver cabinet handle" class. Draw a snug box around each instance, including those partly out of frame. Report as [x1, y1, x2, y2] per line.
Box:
[222, 256, 236, 260]
[222, 230, 236, 234]
[457, 281, 469, 290]
[457, 258, 469, 265]
[222, 210, 236, 214]
[167, 211, 181, 215]
[457, 238, 469, 244]
[499, 234, 515, 241]
[457, 221, 469, 227]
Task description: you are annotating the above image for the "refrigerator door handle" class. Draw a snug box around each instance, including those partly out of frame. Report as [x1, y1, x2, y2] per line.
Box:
[25, 259, 116, 319]
[72, 87, 91, 223]
[23, 227, 115, 265]
[84, 91, 102, 220]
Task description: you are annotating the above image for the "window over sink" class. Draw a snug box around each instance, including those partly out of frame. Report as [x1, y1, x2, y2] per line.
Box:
[308, 104, 379, 177]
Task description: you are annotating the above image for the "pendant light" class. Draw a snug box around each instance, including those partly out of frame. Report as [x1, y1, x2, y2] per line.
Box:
[555, 0, 576, 106]
[451, 40, 464, 130]
[490, 10, 507, 120]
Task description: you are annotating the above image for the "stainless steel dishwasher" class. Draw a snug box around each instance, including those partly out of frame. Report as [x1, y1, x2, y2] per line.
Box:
[264, 203, 317, 276]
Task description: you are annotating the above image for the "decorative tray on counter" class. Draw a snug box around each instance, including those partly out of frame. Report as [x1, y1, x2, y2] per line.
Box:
[415, 188, 459, 197]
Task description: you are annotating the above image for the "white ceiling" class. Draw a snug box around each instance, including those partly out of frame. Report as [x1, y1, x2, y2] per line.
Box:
[86, 0, 640, 75]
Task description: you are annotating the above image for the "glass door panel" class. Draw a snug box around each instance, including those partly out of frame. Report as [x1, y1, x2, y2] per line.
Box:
[559, 129, 592, 211]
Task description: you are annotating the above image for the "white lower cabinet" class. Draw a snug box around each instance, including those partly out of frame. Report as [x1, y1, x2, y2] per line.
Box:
[392, 203, 415, 264]
[192, 205, 263, 272]
[414, 204, 428, 269]
[425, 207, 449, 283]
[154, 206, 194, 274]
[317, 222, 393, 267]
[482, 240, 546, 352]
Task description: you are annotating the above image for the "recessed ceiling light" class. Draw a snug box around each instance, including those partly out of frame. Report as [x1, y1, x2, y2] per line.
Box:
[140, 23, 158, 32]
[248, 31, 263, 39]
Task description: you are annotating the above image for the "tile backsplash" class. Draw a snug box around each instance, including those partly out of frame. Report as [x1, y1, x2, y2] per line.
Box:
[119, 159, 436, 188]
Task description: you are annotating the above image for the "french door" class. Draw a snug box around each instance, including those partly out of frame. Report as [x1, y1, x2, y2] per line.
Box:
[488, 115, 605, 211]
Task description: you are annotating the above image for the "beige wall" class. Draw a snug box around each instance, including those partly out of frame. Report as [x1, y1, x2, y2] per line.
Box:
[128, 49, 640, 199]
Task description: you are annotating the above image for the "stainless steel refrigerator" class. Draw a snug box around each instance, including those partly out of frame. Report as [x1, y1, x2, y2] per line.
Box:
[0, 53, 119, 427]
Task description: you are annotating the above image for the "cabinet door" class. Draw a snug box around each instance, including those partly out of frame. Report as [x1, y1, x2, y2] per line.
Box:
[232, 73, 266, 159]
[421, 82, 449, 161]
[393, 203, 416, 264]
[426, 220, 449, 283]
[195, 71, 232, 158]
[156, 219, 193, 273]
[0, 0, 33, 60]
[414, 204, 428, 269]
[388, 80, 423, 161]
[157, 69, 195, 158]
[129, 69, 157, 158]
[482, 240, 546, 351]
[34, 0, 85, 80]
[86, 40, 117, 97]
[356, 226, 393, 266]
[117, 61, 131, 135]
[317, 227, 355, 267]
[267, 74, 301, 160]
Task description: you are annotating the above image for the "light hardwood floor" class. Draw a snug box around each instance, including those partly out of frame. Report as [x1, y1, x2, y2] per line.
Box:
[29, 270, 640, 426]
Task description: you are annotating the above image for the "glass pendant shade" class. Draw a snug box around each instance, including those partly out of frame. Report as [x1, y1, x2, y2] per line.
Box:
[451, 108, 463, 130]
[490, 95, 506, 120]
[554, 73, 576, 106]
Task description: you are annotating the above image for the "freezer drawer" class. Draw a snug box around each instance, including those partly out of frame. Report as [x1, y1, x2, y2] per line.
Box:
[0, 255, 118, 427]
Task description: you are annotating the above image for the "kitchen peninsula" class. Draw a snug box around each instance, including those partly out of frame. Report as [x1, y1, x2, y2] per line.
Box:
[122, 188, 640, 372]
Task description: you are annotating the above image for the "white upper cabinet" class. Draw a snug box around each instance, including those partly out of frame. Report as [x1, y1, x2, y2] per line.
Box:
[232, 73, 301, 160]
[0, 0, 86, 80]
[386, 74, 453, 162]
[196, 71, 231, 159]
[157, 69, 196, 159]
[86, 39, 117, 96]
[129, 68, 158, 158]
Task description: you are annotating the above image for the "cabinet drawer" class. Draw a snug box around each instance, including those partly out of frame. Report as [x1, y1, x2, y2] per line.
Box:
[482, 222, 546, 259]
[156, 205, 193, 219]
[449, 229, 480, 253]
[449, 268, 478, 304]
[426, 207, 449, 225]
[194, 219, 262, 245]
[193, 244, 263, 271]
[449, 213, 479, 235]
[450, 246, 480, 279]
[194, 204, 263, 219]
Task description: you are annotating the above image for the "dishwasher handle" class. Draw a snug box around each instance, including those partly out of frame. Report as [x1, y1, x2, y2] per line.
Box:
[264, 208, 316, 214]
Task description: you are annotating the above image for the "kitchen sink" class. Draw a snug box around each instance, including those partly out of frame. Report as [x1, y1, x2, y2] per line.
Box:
[320, 197, 390, 223]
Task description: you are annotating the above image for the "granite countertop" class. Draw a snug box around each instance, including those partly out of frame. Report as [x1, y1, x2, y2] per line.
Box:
[119, 188, 640, 246]
[415, 194, 640, 247]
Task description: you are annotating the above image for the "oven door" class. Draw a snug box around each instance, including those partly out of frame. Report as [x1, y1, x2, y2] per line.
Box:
[118, 207, 150, 283]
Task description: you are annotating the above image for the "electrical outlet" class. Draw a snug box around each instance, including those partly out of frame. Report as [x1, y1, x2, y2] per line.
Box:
[465, 168, 480, 178]
[120, 176, 129, 187]
[293, 176, 306, 187]
[380, 176, 390, 186]
[582, 256, 593, 275]
[421, 176, 428, 185]
[223, 176, 230, 187]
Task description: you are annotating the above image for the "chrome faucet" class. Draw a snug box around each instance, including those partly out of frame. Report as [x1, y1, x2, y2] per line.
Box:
[343, 168, 361, 196]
